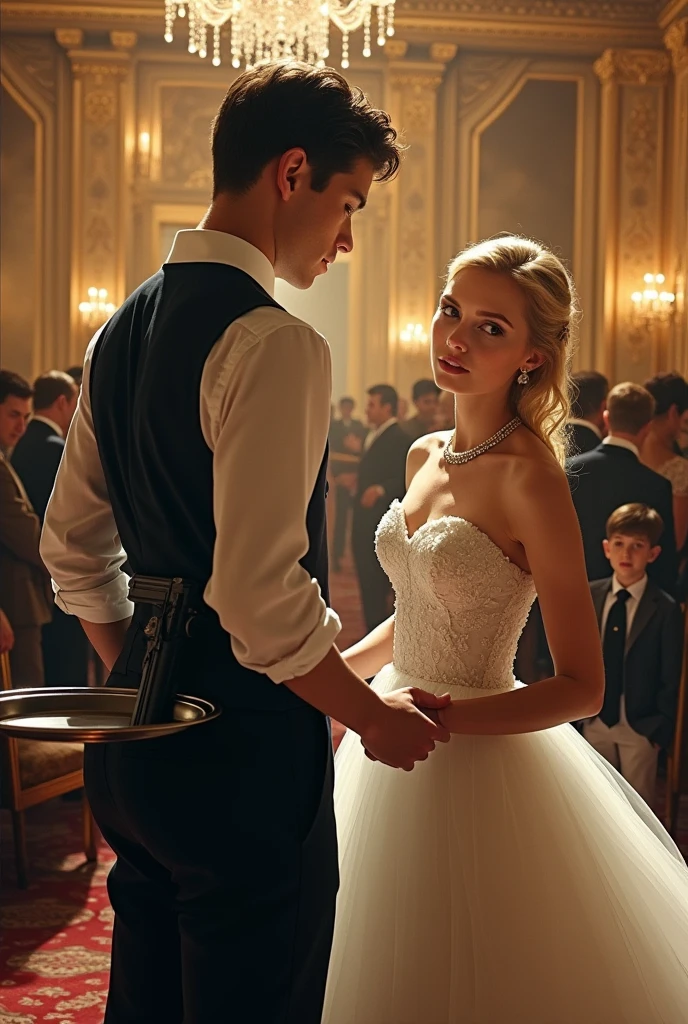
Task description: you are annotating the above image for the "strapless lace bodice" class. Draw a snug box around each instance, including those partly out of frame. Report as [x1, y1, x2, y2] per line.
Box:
[375, 500, 536, 690]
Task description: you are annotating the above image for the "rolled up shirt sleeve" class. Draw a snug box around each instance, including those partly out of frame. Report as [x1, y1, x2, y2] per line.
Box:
[40, 329, 134, 622]
[202, 315, 341, 683]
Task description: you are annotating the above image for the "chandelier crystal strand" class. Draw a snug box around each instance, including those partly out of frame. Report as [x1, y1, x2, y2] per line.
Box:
[341, 31, 349, 68]
[163, 0, 395, 68]
[386, 0, 394, 37]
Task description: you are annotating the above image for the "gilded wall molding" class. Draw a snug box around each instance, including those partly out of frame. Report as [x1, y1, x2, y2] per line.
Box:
[665, 18, 688, 71]
[596, 45, 669, 377]
[386, 57, 453, 392]
[65, 46, 134, 352]
[1, 36, 58, 104]
[659, 0, 688, 29]
[594, 47, 671, 83]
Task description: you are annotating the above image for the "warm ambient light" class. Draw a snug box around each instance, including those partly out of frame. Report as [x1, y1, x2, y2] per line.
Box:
[79, 288, 116, 328]
[399, 322, 429, 357]
[163, 0, 394, 69]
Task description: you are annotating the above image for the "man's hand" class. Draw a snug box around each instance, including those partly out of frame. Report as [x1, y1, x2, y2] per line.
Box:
[360, 687, 452, 770]
[360, 485, 384, 509]
[0, 609, 15, 654]
[344, 433, 363, 453]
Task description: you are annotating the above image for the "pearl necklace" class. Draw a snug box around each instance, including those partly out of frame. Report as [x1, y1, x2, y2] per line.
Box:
[444, 416, 521, 466]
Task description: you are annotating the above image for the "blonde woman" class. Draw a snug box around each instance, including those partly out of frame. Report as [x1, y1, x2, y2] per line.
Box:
[323, 236, 688, 1023]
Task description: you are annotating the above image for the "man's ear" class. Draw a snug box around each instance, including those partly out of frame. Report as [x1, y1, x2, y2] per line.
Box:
[646, 544, 662, 564]
[275, 148, 309, 202]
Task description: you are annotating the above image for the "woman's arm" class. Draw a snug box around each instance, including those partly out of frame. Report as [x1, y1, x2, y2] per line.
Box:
[341, 615, 395, 679]
[440, 462, 604, 735]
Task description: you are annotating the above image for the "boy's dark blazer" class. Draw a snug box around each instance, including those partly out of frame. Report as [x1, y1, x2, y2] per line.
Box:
[589, 576, 684, 750]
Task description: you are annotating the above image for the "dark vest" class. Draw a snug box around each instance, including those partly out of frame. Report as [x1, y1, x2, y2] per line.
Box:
[90, 262, 329, 713]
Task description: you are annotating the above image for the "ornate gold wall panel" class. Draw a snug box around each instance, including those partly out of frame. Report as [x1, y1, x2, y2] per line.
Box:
[595, 48, 672, 380]
[385, 47, 456, 399]
[665, 18, 688, 371]
[60, 34, 135, 357]
[0, 35, 70, 375]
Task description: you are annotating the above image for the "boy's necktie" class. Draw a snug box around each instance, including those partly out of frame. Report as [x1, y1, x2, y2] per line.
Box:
[599, 588, 631, 727]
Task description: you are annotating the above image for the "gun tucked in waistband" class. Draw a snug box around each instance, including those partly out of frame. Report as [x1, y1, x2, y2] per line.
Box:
[128, 574, 202, 726]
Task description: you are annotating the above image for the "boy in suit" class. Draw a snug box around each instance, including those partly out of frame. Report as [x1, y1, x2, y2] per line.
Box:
[583, 503, 684, 806]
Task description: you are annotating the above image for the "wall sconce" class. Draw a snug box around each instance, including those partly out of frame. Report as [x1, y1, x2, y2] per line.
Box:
[138, 130, 151, 176]
[630, 273, 676, 327]
[629, 273, 675, 364]
[399, 322, 429, 357]
[79, 288, 116, 329]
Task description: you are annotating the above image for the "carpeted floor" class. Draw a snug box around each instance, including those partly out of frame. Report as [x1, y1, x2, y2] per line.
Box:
[1, 558, 686, 1023]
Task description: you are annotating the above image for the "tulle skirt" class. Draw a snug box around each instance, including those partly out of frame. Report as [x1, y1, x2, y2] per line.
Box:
[322, 665, 688, 1024]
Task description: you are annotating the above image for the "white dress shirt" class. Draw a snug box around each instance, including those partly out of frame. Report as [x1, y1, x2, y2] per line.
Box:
[41, 228, 341, 684]
[600, 574, 648, 640]
[363, 416, 398, 452]
[31, 414, 64, 439]
[602, 435, 640, 458]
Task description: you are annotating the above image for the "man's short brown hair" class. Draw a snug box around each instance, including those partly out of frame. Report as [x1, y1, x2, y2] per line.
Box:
[212, 60, 401, 196]
[606, 382, 655, 435]
[33, 370, 77, 411]
[606, 503, 664, 546]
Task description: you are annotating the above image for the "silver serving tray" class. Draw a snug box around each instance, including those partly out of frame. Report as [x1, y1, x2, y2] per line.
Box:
[0, 687, 221, 743]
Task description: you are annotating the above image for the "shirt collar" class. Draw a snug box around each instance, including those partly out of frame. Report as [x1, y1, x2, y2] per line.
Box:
[602, 435, 639, 458]
[372, 417, 397, 437]
[31, 414, 63, 438]
[165, 229, 275, 297]
[611, 573, 648, 602]
[568, 418, 602, 439]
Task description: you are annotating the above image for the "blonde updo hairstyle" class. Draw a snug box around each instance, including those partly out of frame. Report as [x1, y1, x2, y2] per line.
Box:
[446, 235, 576, 466]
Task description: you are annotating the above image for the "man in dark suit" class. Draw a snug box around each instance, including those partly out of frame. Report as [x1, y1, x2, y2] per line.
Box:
[0, 370, 52, 686]
[568, 382, 677, 595]
[583, 503, 683, 805]
[12, 371, 78, 519]
[402, 379, 440, 442]
[328, 396, 368, 572]
[566, 369, 608, 455]
[12, 370, 87, 686]
[352, 384, 411, 631]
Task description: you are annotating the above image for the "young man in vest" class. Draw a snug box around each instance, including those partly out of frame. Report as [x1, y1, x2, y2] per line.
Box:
[42, 61, 450, 1024]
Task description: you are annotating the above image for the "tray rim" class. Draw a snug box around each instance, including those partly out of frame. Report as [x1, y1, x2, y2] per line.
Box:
[0, 686, 222, 744]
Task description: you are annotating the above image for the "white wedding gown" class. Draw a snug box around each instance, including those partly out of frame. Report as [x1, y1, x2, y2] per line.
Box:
[323, 500, 688, 1024]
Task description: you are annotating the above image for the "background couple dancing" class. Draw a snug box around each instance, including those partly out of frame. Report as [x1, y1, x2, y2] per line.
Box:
[41, 59, 688, 1023]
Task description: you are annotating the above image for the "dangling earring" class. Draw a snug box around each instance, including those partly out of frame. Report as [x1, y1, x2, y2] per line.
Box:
[517, 368, 530, 385]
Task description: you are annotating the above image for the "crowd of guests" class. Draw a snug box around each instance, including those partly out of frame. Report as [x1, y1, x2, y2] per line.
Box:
[1, 359, 686, 810]
[329, 369, 688, 807]
[0, 367, 89, 690]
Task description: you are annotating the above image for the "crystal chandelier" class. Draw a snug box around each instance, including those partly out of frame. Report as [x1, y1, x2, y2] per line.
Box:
[164, 0, 395, 70]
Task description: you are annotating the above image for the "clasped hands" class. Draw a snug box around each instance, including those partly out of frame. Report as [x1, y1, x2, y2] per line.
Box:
[360, 687, 453, 772]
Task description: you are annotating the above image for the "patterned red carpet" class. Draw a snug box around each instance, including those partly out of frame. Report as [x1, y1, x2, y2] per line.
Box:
[1, 561, 686, 1023]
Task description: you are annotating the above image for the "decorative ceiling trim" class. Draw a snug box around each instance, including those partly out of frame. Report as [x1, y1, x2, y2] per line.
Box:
[0, 0, 662, 26]
[0, 1, 664, 51]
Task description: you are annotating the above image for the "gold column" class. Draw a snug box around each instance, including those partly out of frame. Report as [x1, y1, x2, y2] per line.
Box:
[57, 30, 136, 360]
[594, 49, 671, 382]
[386, 42, 457, 401]
[665, 20, 688, 373]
